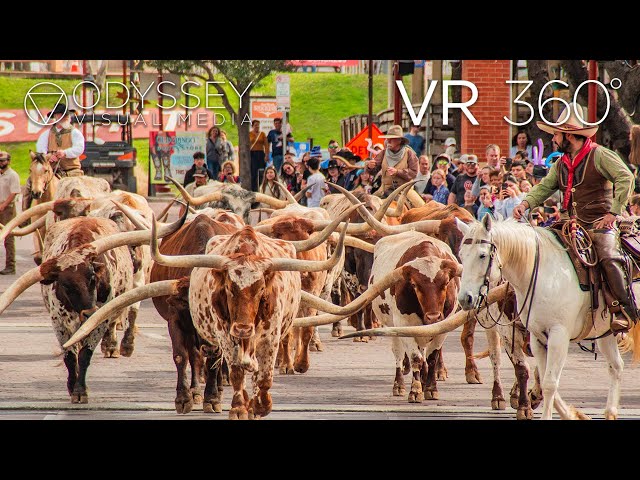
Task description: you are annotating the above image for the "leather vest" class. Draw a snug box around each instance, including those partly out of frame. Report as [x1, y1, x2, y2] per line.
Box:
[48, 128, 82, 171]
[558, 147, 612, 225]
[380, 149, 409, 190]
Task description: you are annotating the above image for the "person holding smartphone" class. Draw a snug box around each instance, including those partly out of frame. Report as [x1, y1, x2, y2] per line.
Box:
[494, 175, 523, 219]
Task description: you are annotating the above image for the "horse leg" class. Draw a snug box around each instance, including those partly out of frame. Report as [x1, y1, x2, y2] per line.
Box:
[500, 325, 534, 419]
[539, 326, 582, 420]
[391, 338, 406, 397]
[486, 326, 506, 410]
[461, 317, 482, 383]
[596, 334, 624, 420]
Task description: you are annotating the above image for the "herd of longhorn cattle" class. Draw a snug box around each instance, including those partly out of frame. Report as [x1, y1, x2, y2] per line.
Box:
[0, 164, 560, 419]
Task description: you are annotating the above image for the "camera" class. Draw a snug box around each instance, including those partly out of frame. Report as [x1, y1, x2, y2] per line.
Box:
[543, 206, 556, 214]
[505, 157, 513, 168]
[531, 213, 540, 219]
[501, 182, 509, 191]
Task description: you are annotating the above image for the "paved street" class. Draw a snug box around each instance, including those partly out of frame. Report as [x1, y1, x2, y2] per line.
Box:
[1, 200, 640, 420]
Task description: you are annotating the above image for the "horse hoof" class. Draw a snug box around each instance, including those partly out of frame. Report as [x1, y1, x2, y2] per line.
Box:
[491, 399, 507, 410]
[529, 390, 543, 410]
[465, 371, 482, 384]
[605, 409, 618, 420]
[424, 390, 439, 400]
[516, 407, 533, 420]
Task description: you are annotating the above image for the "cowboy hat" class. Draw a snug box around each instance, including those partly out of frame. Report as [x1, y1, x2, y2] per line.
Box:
[47, 103, 76, 119]
[379, 125, 409, 144]
[221, 161, 237, 174]
[536, 104, 598, 138]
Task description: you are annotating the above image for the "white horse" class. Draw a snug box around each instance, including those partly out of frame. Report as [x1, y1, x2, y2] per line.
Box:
[456, 215, 637, 420]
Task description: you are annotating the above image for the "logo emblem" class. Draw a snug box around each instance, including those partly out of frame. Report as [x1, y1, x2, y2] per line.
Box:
[24, 82, 67, 126]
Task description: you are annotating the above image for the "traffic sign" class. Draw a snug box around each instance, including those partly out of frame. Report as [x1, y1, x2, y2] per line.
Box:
[345, 124, 385, 160]
[276, 75, 290, 111]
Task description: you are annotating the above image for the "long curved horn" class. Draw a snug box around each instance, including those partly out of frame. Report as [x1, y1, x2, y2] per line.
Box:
[111, 200, 152, 230]
[167, 176, 224, 206]
[62, 280, 181, 349]
[158, 197, 179, 222]
[250, 208, 275, 215]
[268, 219, 348, 272]
[294, 185, 310, 202]
[374, 181, 417, 220]
[0, 266, 46, 316]
[0, 201, 56, 243]
[274, 181, 297, 204]
[287, 203, 364, 252]
[344, 236, 375, 253]
[406, 188, 426, 208]
[338, 283, 510, 338]
[296, 267, 405, 324]
[150, 214, 230, 270]
[253, 192, 289, 209]
[8, 215, 47, 237]
[385, 183, 414, 218]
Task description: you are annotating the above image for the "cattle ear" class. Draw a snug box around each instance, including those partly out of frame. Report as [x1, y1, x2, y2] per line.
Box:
[442, 259, 463, 278]
[40, 270, 59, 285]
[481, 211, 493, 232]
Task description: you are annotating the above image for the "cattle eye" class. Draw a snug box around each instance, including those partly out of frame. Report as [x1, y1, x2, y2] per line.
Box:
[479, 253, 487, 259]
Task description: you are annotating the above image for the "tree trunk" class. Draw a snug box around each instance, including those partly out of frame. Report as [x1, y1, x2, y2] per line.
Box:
[561, 60, 632, 155]
[237, 100, 252, 191]
[601, 61, 640, 125]
[525, 60, 554, 157]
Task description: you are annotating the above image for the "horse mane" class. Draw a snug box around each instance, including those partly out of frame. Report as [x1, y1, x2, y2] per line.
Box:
[469, 218, 565, 279]
[32, 152, 47, 163]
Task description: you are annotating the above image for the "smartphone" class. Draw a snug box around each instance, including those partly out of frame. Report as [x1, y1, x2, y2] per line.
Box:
[531, 213, 540, 219]
[501, 182, 509, 191]
[543, 206, 555, 214]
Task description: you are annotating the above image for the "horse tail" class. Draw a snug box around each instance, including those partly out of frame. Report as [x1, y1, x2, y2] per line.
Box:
[619, 323, 640, 364]
[470, 350, 490, 360]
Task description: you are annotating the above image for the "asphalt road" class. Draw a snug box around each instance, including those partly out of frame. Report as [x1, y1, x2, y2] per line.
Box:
[1, 199, 640, 420]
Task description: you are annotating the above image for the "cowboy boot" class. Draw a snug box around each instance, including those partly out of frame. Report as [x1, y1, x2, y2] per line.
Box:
[152, 155, 162, 181]
[163, 155, 172, 182]
[591, 230, 638, 333]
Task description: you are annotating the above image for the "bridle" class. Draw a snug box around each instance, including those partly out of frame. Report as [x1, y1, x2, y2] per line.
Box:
[462, 228, 541, 331]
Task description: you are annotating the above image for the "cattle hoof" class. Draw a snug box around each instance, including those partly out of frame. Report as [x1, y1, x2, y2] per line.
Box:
[491, 398, 507, 410]
[392, 387, 406, 397]
[279, 366, 295, 375]
[191, 390, 203, 405]
[436, 370, 448, 381]
[424, 389, 439, 400]
[353, 337, 362, 343]
[119, 342, 134, 358]
[102, 345, 120, 358]
[229, 407, 249, 420]
[516, 407, 533, 420]
[408, 392, 423, 403]
[465, 370, 482, 384]
[175, 399, 193, 414]
[331, 327, 342, 338]
[310, 341, 324, 352]
[510, 395, 519, 410]
[71, 391, 88, 404]
[309, 343, 318, 352]
[204, 402, 222, 414]
[529, 390, 543, 410]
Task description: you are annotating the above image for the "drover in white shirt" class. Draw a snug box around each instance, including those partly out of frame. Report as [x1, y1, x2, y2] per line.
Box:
[36, 126, 85, 158]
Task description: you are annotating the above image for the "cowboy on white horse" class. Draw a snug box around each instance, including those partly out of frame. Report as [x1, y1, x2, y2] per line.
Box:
[513, 104, 636, 334]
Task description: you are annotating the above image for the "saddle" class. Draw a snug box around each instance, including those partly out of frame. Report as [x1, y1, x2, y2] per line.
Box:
[548, 222, 595, 293]
[618, 216, 640, 280]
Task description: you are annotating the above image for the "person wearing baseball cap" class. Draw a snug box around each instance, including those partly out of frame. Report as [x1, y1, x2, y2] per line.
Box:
[512, 104, 636, 333]
[444, 137, 457, 157]
[27, 103, 85, 212]
[0, 151, 21, 274]
[448, 154, 478, 206]
[365, 124, 418, 198]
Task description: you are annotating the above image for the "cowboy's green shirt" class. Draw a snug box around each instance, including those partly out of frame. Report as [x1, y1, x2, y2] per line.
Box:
[523, 146, 634, 215]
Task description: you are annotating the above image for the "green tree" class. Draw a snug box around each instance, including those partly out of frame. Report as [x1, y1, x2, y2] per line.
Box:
[147, 60, 292, 190]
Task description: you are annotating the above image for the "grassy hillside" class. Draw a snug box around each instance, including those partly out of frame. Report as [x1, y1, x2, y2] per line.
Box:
[0, 72, 407, 181]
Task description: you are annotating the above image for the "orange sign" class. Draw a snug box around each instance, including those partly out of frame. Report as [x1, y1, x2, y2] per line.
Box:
[346, 124, 385, 160]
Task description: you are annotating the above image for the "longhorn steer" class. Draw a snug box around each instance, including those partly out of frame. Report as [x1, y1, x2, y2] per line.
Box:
[369, 231, 462, 402]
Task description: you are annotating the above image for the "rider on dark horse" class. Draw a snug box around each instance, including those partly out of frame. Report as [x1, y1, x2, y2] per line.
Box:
[513, 104, 637, 334]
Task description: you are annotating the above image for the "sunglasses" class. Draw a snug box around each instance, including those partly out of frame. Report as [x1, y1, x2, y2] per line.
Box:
[437, 161, 449, 165]
[329, 145, 339, 149]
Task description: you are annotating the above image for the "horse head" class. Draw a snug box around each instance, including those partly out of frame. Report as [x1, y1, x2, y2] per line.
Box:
[455, 215, 503, 311]
[29, 150, 55, 200]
